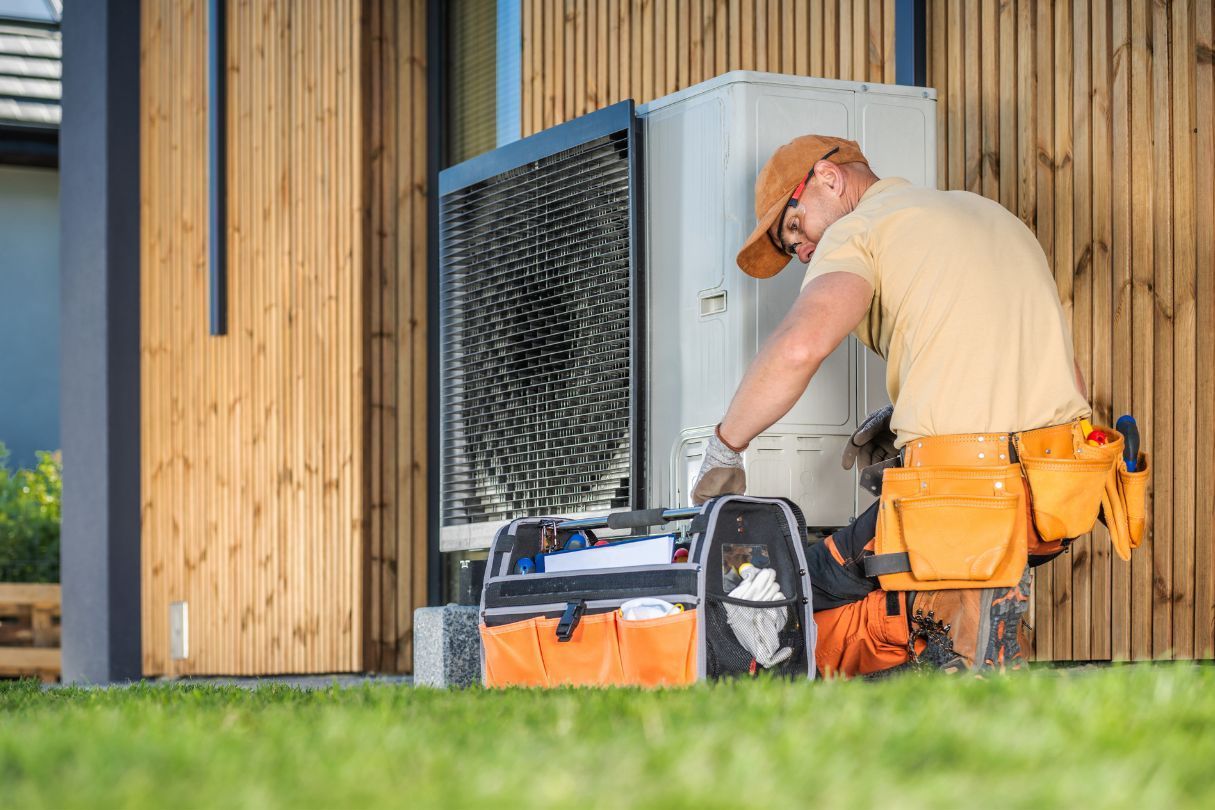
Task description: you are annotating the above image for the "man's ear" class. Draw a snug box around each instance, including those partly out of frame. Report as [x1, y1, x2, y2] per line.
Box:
[816, 160, 844, 196]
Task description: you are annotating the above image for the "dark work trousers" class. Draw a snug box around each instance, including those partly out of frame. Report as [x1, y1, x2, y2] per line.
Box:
[806, 500, 881, 611]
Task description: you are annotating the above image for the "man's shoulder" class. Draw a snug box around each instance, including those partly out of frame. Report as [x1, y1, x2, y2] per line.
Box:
[855, 179, 941, 218]
[866, 182, 1020, 229]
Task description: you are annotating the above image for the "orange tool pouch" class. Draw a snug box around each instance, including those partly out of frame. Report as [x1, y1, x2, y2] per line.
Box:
[865, 420, 1151, 590]
[866, 433, 1028, 592]
[1015, 420, 1150, 561]
[1099, 452, 1151, 561]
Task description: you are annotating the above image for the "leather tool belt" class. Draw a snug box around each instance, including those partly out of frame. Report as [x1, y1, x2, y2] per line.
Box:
[863, 419, 1150, 592]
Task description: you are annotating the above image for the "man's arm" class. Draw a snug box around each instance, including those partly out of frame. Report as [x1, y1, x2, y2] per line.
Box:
[717, 272, 874, 449]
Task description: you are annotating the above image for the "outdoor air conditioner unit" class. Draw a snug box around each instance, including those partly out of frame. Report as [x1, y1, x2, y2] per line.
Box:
[439, 71, 937, 552]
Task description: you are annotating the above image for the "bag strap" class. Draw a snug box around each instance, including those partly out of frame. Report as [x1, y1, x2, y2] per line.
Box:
[863, 552, 912, 577]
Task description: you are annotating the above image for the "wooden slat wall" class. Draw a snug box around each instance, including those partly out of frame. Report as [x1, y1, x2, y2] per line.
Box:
[141, 0, 368, 675]
[364, 0, 430, 674]
[520, 0, 897, 135]
[927, 0, 1214, 660]
[518, 0, 1213, 661]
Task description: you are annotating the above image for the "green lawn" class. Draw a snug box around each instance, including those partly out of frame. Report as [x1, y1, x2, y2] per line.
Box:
[2, 665, 1213, 809]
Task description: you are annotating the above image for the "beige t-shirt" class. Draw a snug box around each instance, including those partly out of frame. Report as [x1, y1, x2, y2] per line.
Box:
[801, 177, 1090, 447]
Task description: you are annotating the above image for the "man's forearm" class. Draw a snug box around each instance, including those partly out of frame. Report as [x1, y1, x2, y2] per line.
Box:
[715, 272, 874, 450]
[717, 334, 824, 450]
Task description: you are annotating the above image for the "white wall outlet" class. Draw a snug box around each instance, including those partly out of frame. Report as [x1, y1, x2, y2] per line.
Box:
[169, 601, 189, 660]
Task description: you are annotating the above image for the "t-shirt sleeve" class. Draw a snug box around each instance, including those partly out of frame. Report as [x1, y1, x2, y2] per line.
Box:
[799, 212, 876, 291]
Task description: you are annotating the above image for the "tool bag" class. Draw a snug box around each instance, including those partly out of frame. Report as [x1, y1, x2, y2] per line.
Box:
[479, 495, 816, 687]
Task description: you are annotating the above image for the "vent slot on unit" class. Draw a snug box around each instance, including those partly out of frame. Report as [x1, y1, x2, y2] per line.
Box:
[439, 102, 643, 549]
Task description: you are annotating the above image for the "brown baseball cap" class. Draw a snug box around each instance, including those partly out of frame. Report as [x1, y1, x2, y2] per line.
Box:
[735, 135, 869, 279]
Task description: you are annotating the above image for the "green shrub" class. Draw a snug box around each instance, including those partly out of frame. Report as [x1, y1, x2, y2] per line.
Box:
[0, 443, 61, 583]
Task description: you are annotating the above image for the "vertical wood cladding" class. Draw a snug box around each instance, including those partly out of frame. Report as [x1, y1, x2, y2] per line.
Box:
[140, 0, 1209, 670]
[519, 0, 1212, 661]
[364, 0, 430, 674]
[927, 0, 1214, 661]
[141, 0, 369, 675]
[520, 0, 898, 134]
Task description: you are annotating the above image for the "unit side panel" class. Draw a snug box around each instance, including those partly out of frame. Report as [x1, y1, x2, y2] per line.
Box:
[643, 93, 731, 511]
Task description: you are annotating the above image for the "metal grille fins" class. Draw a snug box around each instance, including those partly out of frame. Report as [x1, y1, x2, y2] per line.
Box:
[440, 131, 634, 528]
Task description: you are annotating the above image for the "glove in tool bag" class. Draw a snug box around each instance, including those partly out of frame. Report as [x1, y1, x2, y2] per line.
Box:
[479, 495, 816, 687]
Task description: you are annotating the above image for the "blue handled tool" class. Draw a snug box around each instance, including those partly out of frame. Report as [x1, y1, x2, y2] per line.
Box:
[563, 532, 589, 551]
[1116, 414, 1140, 472]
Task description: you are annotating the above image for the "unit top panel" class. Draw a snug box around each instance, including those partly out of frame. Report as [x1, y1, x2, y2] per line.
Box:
[637, 70, 937, 117]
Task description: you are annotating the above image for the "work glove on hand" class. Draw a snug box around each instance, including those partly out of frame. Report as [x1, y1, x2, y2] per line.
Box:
[691, 428, 746, 505]
[841, 405, 897, 471]
[723, 566, 793, 669]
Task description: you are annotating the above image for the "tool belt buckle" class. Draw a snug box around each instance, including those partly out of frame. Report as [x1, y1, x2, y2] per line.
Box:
[859, 456, 901, 497]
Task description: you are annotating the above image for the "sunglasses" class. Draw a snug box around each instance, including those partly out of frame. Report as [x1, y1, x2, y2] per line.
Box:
[769, 146, 840, 257]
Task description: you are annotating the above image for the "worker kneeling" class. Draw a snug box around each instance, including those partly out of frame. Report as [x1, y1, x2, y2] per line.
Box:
[693, 135, 1149, 678]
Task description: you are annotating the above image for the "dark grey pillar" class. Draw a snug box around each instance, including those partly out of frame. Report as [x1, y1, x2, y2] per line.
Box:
[59, 0, 142, 683]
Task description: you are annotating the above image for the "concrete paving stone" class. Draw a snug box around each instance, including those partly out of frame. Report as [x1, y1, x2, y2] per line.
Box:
[413, 604, 481, 689]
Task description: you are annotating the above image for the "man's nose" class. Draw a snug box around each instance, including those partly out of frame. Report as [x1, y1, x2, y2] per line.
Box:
[796, 241, 815, 263]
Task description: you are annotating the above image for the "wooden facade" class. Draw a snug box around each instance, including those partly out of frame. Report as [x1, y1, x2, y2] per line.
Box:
[522, 0, 899, 135]
[523, 0, 1213, 660]
[364, 0, 430, 673]
[138, 0, 1209, 673]
[140, 0, 428, 675]
[927, 0, 1213, 661]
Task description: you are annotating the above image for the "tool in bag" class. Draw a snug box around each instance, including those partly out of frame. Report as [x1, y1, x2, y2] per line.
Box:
[478, 495, 816, 687]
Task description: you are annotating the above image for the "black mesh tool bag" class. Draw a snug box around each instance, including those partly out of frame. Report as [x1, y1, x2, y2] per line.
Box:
[479, 495, 816, 686]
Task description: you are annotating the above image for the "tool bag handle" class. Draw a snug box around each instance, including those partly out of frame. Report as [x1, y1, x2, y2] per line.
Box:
[556, 506, 702, 531]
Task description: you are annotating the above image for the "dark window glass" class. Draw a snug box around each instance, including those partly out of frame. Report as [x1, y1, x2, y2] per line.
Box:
[445, 0, 521, 166]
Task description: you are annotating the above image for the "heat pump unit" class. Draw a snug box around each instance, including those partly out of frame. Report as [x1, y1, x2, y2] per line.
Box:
[439, 72, 937, 552]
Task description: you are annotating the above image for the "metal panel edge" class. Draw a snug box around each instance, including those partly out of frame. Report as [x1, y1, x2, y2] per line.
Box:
[439, 100, 635, 195]
[627, 101, 645, 513]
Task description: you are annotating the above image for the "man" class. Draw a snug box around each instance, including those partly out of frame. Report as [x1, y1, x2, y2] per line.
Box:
[692, 134, 1091, 677]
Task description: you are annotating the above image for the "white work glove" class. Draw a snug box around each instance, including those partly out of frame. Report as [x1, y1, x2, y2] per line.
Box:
[723, 566, 792, 669]
[691, 427, 746, 505]
[841, 405, 897, 471]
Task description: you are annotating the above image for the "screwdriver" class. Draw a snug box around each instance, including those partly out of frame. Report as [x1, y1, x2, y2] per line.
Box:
[1116, 415, 1140, 472]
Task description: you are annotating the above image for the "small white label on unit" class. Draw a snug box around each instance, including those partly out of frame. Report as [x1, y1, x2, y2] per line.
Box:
[169, 601, 189, 660]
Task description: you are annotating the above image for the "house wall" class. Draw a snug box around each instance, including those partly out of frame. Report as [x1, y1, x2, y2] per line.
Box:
[926, 0, 1214, 661]
[520, 0, 898, 136]
[364, 0, 430, 674]
[136, 0, 1209, 671]
[141, 0, 369, 675]
[521, 0, 1214, 660]
[140, 0, 428, 676]
[0, 164, 59, 469]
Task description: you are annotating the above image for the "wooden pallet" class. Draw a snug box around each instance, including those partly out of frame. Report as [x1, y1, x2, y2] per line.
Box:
[0, 583, 61, 682]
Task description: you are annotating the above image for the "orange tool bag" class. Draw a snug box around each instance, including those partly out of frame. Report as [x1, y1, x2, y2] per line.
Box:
[479, 496, 816, 687]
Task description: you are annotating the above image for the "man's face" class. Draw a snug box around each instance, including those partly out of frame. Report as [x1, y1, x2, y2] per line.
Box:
[768, 162, 847, 265]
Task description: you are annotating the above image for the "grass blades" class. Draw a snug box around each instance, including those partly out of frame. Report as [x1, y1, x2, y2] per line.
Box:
[2, 664, 1213, 809]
